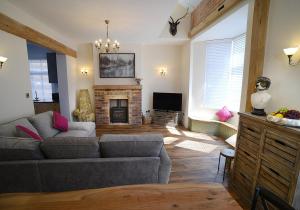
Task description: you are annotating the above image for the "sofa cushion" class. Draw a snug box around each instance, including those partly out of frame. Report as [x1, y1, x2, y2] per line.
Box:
[68, 122, 95, 136]
[0, 118, 39, 138]
[54, 130, 90, 138]
[53, 112, 68, 132]
[41, 137, 100, 159]
[28, 111, 60, 139]
[100, 134, 164, 158]
[16, 125, 43, 141]
[0, 137, 44, 161]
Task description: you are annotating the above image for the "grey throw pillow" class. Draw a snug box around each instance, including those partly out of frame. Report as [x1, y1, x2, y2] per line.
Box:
[28, 111, 60, 139]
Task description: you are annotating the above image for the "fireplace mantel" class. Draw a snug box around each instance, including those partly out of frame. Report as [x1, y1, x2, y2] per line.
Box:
[94, 85, 142, 90]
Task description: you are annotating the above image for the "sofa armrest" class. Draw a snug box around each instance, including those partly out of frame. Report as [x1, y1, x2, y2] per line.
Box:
[158, 146, 172, 183]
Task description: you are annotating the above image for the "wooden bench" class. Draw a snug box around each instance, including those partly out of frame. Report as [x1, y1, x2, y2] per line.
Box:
[188, 117, 237, 147]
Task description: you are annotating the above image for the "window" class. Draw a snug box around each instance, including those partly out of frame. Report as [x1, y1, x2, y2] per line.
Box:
[203, 34, 246, 111]
[29, 60, 52, 101]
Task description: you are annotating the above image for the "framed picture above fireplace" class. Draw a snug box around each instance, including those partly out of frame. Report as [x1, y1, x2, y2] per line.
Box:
[99, 53, 135, 78]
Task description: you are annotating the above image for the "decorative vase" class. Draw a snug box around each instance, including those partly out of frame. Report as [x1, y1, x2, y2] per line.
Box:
[135, 78, 142, 85]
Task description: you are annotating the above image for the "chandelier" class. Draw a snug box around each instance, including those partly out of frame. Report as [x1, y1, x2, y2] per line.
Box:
[94, 20, 120, 53]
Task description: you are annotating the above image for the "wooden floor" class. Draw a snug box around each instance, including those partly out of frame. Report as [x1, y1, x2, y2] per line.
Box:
[96, 124, 231, 184]
[96, 125, 249, 208]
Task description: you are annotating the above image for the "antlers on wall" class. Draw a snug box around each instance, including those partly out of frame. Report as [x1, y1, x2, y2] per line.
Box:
[169, 8, 189, 24]
[169, 8, 189, 36]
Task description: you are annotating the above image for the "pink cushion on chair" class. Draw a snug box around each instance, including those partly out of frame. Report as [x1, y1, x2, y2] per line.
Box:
[16, 125, 43, 141]
[216, 106, 233, 122]
[53, 112, 68, 132]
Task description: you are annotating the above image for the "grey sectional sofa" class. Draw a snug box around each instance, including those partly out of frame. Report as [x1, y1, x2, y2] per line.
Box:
[0, 111, 96, 139]
[0, 134, 171, 193]
[0, 112, 171, 193]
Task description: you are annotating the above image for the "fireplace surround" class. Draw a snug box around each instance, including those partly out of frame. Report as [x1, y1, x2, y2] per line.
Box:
[94, 85, 142, 125]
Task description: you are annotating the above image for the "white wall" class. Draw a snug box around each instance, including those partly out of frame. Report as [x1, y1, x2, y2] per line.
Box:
[57, 54, 77, 121]
[141, 44, 184, 113]
[89, 43, 185, 115]
[76, 43, 95, 110]
[0, 1, 81, 122]
[189, 42, 206, 115]
[180, 41, 191, 127]
[0, 30, 34, 123]
[57, 54, 70, 119]
[263, 0, 300, 113]
[66, 56, 77, 120]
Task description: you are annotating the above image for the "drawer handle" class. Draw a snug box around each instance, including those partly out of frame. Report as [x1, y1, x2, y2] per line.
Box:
[247, 127, 255, 132]
[244, 151, 251, 156]
[218, 5, 225, 12]
[240, 172, 247, 179]
[269, 168, 280, 176]
[274, 139, 286, 146]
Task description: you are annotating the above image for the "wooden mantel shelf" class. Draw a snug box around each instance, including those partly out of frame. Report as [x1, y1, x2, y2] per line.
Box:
[93, 85, 142, 90]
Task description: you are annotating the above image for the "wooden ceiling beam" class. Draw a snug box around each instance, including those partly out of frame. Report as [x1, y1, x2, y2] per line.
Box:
[0, 12, 77, 58]
[189, 0, 242, 38]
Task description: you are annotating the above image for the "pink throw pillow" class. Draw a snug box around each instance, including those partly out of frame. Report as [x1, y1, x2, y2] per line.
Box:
[16, 125, 43, 141]
[53, 112, 68, 132]
[216, 106, 233, 122]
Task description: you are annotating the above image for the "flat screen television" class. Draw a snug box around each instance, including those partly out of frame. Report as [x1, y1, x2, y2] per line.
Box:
[153, 92, 182, 111]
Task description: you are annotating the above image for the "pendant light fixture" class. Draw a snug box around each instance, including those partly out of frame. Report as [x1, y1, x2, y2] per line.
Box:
[94, 20, 120, 53]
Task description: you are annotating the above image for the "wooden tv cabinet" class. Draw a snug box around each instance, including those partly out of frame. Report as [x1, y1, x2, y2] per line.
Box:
[231, 112, 300, 209]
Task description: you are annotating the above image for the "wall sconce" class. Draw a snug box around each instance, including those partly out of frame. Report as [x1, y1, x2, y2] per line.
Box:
[283, 47, 299, 66]
[0, 56, 8, 69]
[159, 66, 167, 77]
[81, 67, 88, 76]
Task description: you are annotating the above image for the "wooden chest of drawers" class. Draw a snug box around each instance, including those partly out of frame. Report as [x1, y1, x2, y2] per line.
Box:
[231, 113, 300, 209]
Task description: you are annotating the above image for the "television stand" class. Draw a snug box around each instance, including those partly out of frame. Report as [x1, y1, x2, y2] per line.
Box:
[152, 110, 182, 126]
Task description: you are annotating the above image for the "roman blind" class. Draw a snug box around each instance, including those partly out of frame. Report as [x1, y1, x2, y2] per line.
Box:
[203, 34, 246, 111]
[30, 59, 53, 102]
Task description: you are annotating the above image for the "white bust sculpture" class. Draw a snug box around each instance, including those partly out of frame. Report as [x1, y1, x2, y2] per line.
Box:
[251, 77, 271, 116]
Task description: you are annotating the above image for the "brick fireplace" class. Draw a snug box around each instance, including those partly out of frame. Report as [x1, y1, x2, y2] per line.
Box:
[94, 85, 142, 125]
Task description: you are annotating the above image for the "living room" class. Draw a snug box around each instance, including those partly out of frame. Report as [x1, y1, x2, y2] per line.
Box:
[0, 0, 300, 209]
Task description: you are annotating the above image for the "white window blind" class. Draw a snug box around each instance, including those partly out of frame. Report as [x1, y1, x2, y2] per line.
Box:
[29, 60, 53, 101]
[203, 34, 246, 111]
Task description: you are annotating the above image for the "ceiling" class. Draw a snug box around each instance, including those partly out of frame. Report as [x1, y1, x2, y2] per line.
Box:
[7, 0, 201, 45]
[193, 3, 248, 42]
[178, 0, 201, 10]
